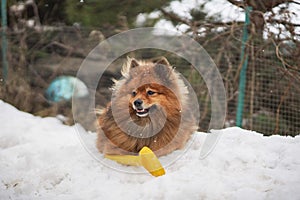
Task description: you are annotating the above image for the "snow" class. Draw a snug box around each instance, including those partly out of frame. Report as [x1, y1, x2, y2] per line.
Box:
[168, 0, 245, 22]
[1, 100, 300, 200]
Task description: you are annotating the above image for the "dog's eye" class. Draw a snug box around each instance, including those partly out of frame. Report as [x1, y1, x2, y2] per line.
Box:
[147, 90, 155, 95]
[132, 91, 137, 97]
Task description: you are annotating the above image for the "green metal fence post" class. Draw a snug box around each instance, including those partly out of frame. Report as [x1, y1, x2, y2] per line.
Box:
[236, 6, 252, 127]
[1, 0, 8, 83]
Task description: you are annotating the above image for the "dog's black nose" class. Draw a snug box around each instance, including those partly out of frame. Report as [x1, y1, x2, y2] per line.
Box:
[134, 99, 143, 108]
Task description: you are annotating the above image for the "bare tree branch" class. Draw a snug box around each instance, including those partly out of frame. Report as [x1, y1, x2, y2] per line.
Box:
[267, 19, 300, 27]
[159, 8, 191, 25]
[291, 1, 300, 6]
[227, 0, 245, 8]
[227, 0, 294, 12]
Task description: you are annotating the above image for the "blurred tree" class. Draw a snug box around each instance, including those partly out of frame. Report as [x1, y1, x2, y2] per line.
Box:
[65, 0, 172, 29]
[36, 0, 67, 25]
[7, 0, 66, 28]
[158, 0, 299, 40]
[7, 0, 171, 29]
[226, 0, 299, 38]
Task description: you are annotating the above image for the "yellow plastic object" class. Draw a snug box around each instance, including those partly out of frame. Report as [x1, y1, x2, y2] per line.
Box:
[105, 146, 165, 177]
[104, 154, 141, 166]
[139, 147, 166, 177]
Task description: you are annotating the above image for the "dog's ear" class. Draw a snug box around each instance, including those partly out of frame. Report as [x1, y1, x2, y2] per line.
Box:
[127, 56, 140, 69]
[128, 57, 140, 69]
[153, 57, 174, 85]
[122, 57, 140, 77]
[152, 57, 170, 66]
[154, 62, 174, 86]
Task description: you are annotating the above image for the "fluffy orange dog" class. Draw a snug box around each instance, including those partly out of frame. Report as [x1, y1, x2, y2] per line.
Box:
[97, 57, 198, 157]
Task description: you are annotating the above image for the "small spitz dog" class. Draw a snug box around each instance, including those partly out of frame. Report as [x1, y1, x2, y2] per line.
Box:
[97, 57, 198, 157]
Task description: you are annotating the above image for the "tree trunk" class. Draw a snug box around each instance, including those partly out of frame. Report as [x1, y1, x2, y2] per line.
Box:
[227, 0, 293, 37]
[250, 11, 264, 37]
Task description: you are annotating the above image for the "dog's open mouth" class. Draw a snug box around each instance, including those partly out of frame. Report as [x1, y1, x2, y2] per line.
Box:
[135, 108, 150, 117]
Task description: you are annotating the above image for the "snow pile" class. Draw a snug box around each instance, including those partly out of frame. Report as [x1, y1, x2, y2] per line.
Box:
[0, 100, 300, 200]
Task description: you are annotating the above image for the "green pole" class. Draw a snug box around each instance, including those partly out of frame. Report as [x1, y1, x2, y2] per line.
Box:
[236, 6, 252, 127]
[1, 0, 8, 83]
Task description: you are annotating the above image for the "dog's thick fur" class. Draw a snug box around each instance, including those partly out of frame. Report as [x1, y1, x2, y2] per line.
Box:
[97, 57, 198, 157]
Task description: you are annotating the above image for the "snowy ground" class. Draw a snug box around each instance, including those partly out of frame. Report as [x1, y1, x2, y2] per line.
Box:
[1, 100, 300, 200]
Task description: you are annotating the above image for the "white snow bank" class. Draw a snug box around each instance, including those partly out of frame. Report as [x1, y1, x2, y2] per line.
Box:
[0, 100, 300, 200]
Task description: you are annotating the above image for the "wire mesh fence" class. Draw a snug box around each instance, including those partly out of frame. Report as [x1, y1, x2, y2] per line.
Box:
[1, 25, 299, 136]
[199, 31, 300, 136]
[242, 41, 300, 136]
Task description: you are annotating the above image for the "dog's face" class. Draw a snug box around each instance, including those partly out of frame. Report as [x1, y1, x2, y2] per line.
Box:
[129, 83, 169, 117]
[115, 57, 182, 119]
